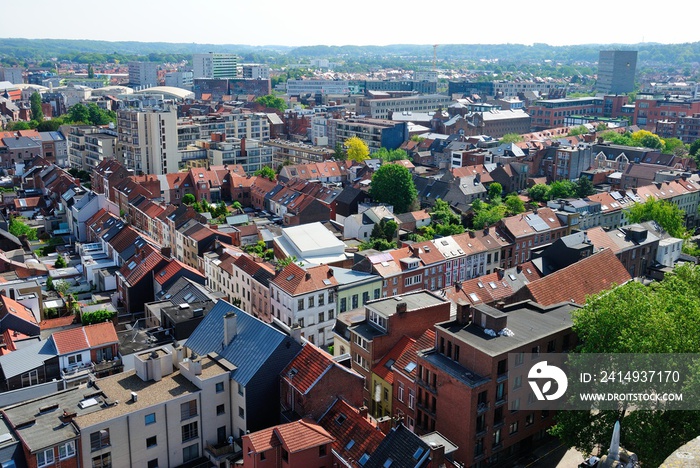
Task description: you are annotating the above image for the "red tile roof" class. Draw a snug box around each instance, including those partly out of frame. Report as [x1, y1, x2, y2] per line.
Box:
[246, 419, 334, 454]
[0, 294, 38, 326]
[318, 399, 384, 466]
[52, 322, 118, 355]
[394, 329, 435, 379]
[40, 315, 78, 330]
[373, 335, 415, 385]
[522, 249, 631, 306]
[271, 263, 339, 296]
[155, 258, 205, 285]
[281, 343, 352, 395]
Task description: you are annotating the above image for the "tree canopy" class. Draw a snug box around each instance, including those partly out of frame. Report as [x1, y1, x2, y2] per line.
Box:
[254, 166, 276, 181]
[626, 197, 687, 238]
[9, 217, 37, 241]
[30, 92, 43, 122]
[254, 94, 286, 113]
[488, 182, 503, 201]
[344, 136, 370, 163]
[369, 164, 417, 214]
[374, 147, 410, 163]
[500, 133, 524, 144]
[550, 264, 700, 467]
[528, 183, 551, 203]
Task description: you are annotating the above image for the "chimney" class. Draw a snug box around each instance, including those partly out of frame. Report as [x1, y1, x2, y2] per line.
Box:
[305, 272, 311, 281]
[516, 265, 522, 274]
[160, 246, 172, 258]
[496, 268, 504, 280]
[456, 299, 471, 325]
[396, 301, 407, 314]
[358, 406, 369, 419]
[428, 442, 446, 467]
[327, 268, 334, 277]
[290, 323, 302, 344]
[131, 392, 138, 402]
[376, 416, 393, 435]
[223, 311, 237, 347]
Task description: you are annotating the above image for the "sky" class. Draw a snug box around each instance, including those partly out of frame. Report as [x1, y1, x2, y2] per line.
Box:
[4, 1, 700, 48]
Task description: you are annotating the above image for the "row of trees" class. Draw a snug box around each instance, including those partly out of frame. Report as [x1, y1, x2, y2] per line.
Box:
[6, 99, 116, 132]
[529, 178, 596, 203]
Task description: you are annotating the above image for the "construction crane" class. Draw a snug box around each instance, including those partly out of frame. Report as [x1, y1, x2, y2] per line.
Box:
[433, 44, 439, 71]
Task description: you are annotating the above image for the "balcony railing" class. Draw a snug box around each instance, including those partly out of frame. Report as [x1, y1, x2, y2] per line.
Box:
[206, 442, 237, 457]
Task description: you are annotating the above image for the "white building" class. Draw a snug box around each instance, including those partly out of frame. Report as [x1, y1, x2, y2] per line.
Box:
[165, 71, 194, 90]
[117, 105, 179, 174]
[286, 79, 350, 96]
[193, 53, 239, 79]
[241, 64, 270, 80]
[128, 61, 159, 88]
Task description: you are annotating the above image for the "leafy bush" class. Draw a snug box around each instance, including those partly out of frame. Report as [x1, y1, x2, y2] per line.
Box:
[81, 309, 116, 325]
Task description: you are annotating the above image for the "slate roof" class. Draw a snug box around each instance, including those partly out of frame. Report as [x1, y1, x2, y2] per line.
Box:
[364, 423, 431, 468]
[0, 338, 57, 379]
[522, 249, 631, 306]
[185, 300, 300, 386]
[318, 398, 384, 466]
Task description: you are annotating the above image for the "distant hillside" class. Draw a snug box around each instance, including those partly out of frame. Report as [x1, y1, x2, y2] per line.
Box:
[0, 38, 698, 67]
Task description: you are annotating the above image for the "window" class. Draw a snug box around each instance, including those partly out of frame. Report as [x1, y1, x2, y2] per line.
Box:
[328, 309, 334, 320]
[216, 382, 224, 393]
[217, 404, 225, 415]
[493, 428, 502, 446]
[374, 288, 380, 299]
[180, 400, 197, 420]
[308, 296, 315, 308]
[319, 445, 327, 457]
[282, 448, 289, 462]
[260, 451, 266, 461]
[92, 453, 111, 468]
[318, 294, 325, 306]
[239, 407, 245, 418]
[318, 311, 325, 323]
[511, 398, 520, 412]
[182, 444, 199, 463]
[453, 345, 460, 362]
[68, 354, 83, 366]
[531, 346, 540, 358]
[238, 383, 244, 396]
[515, 352, 524, 366]
[298, 318, 305, 328]
[547, 339, 556, 353]
[145, 413, 156, 425]
[90, 429, 110, 452]
[514, 375, 522, 389]
[408, 389, 415, 409]
[182, 422, 198, 442]
[510, 421, 519, 434]
[37, 448, 54, 467]
[148, 459, 159, 468]
[96, 347, 113, 362]
[398, 382, 404, 402]
[298, 298, 305, 310]
[384, 387, 389, 401]
[147, 436, 157, 448]
[59, 441, 76, 460]
[526, 413, 535, 426]
[340, 297, 347, 312]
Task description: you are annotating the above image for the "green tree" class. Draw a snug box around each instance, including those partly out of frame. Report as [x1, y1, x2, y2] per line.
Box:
[344, 136, 370, 163]
[369, 164, 417, 214]
[182, 193, 196, 205]
[488, 182, 503, 201]
[36, 118, 65, 132]
[254, 166, 276, 182]
[663, 137, 686, 155]
[630, 130, 664, 149]
[576, 176, 596, 198]
[82, 308, 116, 325]
[54, 255, 67, 269]
[334, 142, 344, 160]
[254, 94, 286, 113]
[504, 193, 525, 215]
[627, 197, 687, 238]
[245, 240, 274, 261]
[567, 125, 589, 136]
[528, 183, 551, 203]
[375, 148, 409, 162]
[690, 139, 700, 157]
[9, 217, 37, 241]
[231, 201, 242, 213]
[87, 64, 94, 78]
[549, 264, 700, 467]
[276, 255, 298, 271]
[30, 92, 43, 122]
[5, 120, 31, 131]
[46, 276, 54, 291]
[549, 180, 577, 200]
[472, 204, 507, 229]
[500, 133, 523, 144]
[67, 103, 90, 124]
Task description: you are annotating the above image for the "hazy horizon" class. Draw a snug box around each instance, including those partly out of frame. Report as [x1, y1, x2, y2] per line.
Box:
[5, 0, 700, 49]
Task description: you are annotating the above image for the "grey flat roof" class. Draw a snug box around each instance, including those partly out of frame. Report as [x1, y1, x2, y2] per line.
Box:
[419, 349, 489, 388]
[366, 291, 448, 318]
[438, 302, 577, 356]
[2, 387, 103, 452]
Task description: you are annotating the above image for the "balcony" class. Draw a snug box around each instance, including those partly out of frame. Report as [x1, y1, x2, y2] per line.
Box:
[205, 442, 236, 457]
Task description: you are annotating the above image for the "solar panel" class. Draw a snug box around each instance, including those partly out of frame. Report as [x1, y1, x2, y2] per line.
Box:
[526, 214, 550, 232]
